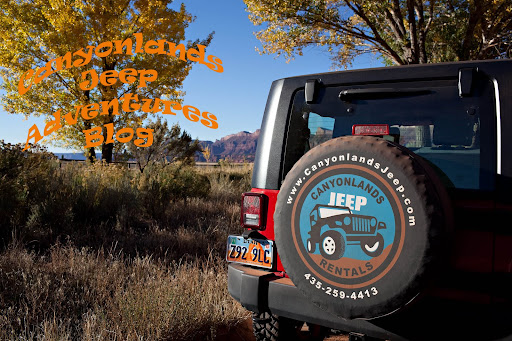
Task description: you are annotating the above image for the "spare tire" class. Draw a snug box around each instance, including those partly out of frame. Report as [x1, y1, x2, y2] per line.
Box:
[274, 136, 452, 319]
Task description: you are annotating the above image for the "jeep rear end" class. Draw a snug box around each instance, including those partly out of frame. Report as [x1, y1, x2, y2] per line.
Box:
[227, 60, 512, 341]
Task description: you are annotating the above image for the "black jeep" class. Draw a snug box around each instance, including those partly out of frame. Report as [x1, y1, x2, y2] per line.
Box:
[227, 60, 512, 341]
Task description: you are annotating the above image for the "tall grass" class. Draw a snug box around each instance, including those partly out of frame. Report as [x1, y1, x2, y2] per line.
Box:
[0, 243, 249, 340]
[0, 141, 253, 340]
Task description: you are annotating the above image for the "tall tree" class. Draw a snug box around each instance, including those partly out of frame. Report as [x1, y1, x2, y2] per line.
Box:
[0, 0, 212, 162]
[244, 0, 512, 67]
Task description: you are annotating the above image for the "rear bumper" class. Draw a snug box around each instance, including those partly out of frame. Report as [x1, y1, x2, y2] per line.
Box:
[228, 263, 405, 340]
[228, 263, 512, 341]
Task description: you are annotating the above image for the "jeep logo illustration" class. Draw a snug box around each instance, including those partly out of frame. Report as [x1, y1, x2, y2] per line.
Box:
[290, 164, 406, 289]
[307, 203, 386, 260]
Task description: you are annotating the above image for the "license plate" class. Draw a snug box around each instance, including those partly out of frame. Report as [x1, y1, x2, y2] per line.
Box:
[226, 235, 273, 269]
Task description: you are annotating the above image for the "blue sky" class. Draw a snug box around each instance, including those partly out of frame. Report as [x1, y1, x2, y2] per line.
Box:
[0, 0, 383, 153]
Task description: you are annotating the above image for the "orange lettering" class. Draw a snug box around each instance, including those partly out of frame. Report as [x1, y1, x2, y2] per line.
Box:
[206, 55, 224, 73]
[100, 70, 119, 87]
[104, 123, 115, 144]
[137, 69, 158, 88]
[187, 44, 206, 64]
[116, 127, 134, 143]
[23, 124, 43, 150]
[100, 98, 119, 116]
[119, 68, 137, 84]
[34, 63, 53, 84]
[134, 128, 154, 147]
[44, 110, 62, 135]
[167, 42, 187, 61]
[95, 41, 113, 58]
[161, 100, 182, 115]
[83, 126, 103, 148]
[80, 69, 98, 90]
[81, 103, 100, 120]
[200, 112, 218, 129]
[112, 37, 134, 55]
[121, 94, 140, 112]
[183, 105, 200, 122]
[144, 39, 167, 54]
[63, 105, 84, 125]
[18, 69, 34, 95]
[141, 98, 161, 113]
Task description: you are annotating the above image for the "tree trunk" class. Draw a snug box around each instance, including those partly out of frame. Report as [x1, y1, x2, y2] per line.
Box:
[84, 120, 96, 163]
[88, 146, 96, 162]
[102, 140, 113, 163]
[101, 95, 115, 163]
[83, 90, 96, 162]
[100, 58, 117, 163]
[101, 115, 114, 163]
[460, 0, 484, 60]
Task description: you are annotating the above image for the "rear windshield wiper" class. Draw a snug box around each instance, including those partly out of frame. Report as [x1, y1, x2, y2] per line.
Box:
[339, 88, 432, 101]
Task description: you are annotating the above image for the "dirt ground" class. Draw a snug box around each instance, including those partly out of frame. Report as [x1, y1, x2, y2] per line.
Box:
[219, 318, 349, 341]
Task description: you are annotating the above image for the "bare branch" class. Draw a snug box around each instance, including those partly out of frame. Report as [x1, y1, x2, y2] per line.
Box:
[424, 0, 435, 34]
[384, 8, 405, 41]
[407, 0, 419, 63]
[415, 1, 427, 63]
[345, 1, 405, 64]
[391, 0, 407, 36]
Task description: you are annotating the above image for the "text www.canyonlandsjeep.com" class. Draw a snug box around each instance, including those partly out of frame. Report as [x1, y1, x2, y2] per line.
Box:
[286, 153, 416, 227]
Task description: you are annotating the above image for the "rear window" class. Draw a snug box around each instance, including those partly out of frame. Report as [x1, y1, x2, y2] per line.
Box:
[283, 78, 496, 190]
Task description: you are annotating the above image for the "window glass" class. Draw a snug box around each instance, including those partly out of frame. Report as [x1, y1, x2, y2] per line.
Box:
[283, 80, 495, 190]
[308, 113, 334, 148]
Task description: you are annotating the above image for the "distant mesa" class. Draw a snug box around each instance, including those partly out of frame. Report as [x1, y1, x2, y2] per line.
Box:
[197, 129, 260, 163]
[316, 127, 332, 135]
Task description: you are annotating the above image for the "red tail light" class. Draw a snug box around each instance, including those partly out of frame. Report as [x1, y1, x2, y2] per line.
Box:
[352, 124, 389, 136]
[241, 192, 267, 230]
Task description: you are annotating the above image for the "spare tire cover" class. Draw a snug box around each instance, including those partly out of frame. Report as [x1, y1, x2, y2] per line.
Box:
[275, 136, 451, 319]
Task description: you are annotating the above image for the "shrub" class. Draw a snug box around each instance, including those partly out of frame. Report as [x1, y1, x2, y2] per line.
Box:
[203, 166, 252, 202]
[68, 162, 138, 227]
[0, 141, 65, 244]
[136, 163, 210, 218]
[0, 143, 215, 247]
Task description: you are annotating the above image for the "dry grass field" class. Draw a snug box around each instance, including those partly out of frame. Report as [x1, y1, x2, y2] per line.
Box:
[0, 243, 251, 340]
[0, 142, 254, 340]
